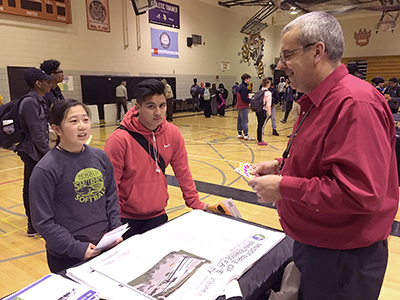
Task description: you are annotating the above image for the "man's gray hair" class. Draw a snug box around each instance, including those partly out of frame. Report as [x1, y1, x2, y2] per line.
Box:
[282, 11, 344, 62]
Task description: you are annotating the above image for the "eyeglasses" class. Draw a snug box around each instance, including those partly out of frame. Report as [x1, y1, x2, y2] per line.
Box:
[279, 43, 317, 64]
[53, 70, 64, 74]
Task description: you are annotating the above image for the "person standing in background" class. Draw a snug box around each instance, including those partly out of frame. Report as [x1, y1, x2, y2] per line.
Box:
[211, 83, 218, 116]
[115, 81, 128, 123]
[236, 73, 255, 141]
[162, 79, 174, 122]
[280, 79, 294, 123]
[216, 83, 228, 117]
[203, 82, 212, 118]
[232, 82, 239, 106]
[256, 78, 272, 146]
[40, 59, 65, 148]
[190, 78, 200, 112]
[199, 81, 205, 111]
[40, 59, 65, 109]
[268, 77, 280, 136]
[277, 77, 286, 106]
[17, 68, 54, 237]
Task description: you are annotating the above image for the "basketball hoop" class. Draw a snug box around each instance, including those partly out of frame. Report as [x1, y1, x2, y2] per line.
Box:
[374, 20, 398, 32]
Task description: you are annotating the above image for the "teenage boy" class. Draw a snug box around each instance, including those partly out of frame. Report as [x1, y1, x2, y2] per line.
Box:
[17, 68, 54, 236]
[105, 79, 208, 239]
[40, 59, 65, 108]
[236, 73, 255, 140]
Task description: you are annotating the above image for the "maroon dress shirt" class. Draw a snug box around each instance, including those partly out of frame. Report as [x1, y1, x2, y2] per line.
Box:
[277, 64, 399, 249]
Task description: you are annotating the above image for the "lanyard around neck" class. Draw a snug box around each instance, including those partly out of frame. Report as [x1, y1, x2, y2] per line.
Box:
[280, 103, 315, 171]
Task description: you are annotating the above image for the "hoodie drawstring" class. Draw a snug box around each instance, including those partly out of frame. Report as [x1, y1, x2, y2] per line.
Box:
[152, 132, 161, 173]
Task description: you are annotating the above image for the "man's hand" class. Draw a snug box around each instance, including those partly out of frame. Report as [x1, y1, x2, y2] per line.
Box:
[248, 174, 282, 204]
[251, 160, 280, 176]
[201, 202, 209, 211]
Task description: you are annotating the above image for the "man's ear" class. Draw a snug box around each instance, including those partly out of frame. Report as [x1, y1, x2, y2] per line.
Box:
[313, 42, 325, 64]
[34, 80, 41, 89]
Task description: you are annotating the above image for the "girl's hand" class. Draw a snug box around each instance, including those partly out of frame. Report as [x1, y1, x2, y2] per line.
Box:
[107, 237, 123, 249]
[83, 243, 101, 260]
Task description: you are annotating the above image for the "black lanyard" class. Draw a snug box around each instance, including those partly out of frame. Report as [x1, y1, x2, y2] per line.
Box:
[280, 103, 315, 171]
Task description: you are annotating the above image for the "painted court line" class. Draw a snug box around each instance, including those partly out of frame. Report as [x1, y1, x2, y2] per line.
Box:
[0, 166, 23, 173]
[0, 250, 46, 263]
[0, 178, 23, 186]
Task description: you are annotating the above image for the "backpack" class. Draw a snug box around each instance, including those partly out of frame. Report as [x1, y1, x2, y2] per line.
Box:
[250, 90, 265, 113]
[269, 87, 280, 105]
[0, 96, 27, 150]
[222, 88, 229, 100]
[204, 88, 211, 100]
[190, 84, 199, 97]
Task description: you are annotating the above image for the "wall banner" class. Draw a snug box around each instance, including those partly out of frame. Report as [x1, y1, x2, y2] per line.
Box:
[86, 0, 110, 33]
[149, 0, 180, 29]
[151, 28, 179, 58]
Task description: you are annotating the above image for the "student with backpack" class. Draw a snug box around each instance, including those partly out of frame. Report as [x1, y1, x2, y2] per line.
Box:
[216, 83, 228, 117]
[104, 79, 208, 240]
[190, 78, 200, 112]
[16, 68, 54, 237]
[268, 78, 280, 136]
[280, 79, 294, 124]
[30, 99, 123, 272]
[203, 82, 212, 118]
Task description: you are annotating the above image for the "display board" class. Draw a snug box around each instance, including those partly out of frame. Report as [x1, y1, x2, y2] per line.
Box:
[0, 0, 72, 24]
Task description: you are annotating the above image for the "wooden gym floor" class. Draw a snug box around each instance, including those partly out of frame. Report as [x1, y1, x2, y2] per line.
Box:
[1, 106, 399, 299]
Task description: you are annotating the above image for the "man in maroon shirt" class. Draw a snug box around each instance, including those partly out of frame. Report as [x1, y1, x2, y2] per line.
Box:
[248, 12, 398, 300]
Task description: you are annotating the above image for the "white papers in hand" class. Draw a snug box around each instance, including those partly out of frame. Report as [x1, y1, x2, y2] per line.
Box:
[94, 223, 129, 250]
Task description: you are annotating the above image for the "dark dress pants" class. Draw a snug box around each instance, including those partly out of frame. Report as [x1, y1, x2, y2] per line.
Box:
[166, 97, 174, 121]
[293, 240, 388, 300]
[192, 95, 200, 111]
[116, 97, 128, 120]
[203, 100, 212, 117]
[283, 101, 293, 121]
[256, 110, 269, 142]
[18, 152, 38, 230]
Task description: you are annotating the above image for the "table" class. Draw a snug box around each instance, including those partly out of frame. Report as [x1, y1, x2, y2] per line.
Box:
[3, 211, 293, 300]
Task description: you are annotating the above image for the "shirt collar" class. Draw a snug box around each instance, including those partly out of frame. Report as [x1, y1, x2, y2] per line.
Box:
[305, 64, 348, 108]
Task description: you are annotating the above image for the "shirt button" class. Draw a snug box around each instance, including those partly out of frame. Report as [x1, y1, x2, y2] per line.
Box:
[302, 111, 305, 115]
[316, 209, 319, 212]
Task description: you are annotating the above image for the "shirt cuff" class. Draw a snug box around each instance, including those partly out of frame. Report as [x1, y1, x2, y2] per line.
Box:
[280, 176, 301, 202]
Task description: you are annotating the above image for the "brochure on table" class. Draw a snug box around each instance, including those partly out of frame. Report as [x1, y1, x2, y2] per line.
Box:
[67, 210, 285, 300]
[207, 198, 242, 219]
[3, 273, 98, 300]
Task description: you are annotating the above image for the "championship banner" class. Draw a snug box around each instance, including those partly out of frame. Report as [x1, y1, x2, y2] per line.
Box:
[86, 0, 110, 33]
[151, 28, 179, 59]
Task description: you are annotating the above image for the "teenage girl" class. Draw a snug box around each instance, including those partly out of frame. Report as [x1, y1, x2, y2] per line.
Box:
[256, 78, 272, 146]
[30, 99, 122, 273]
